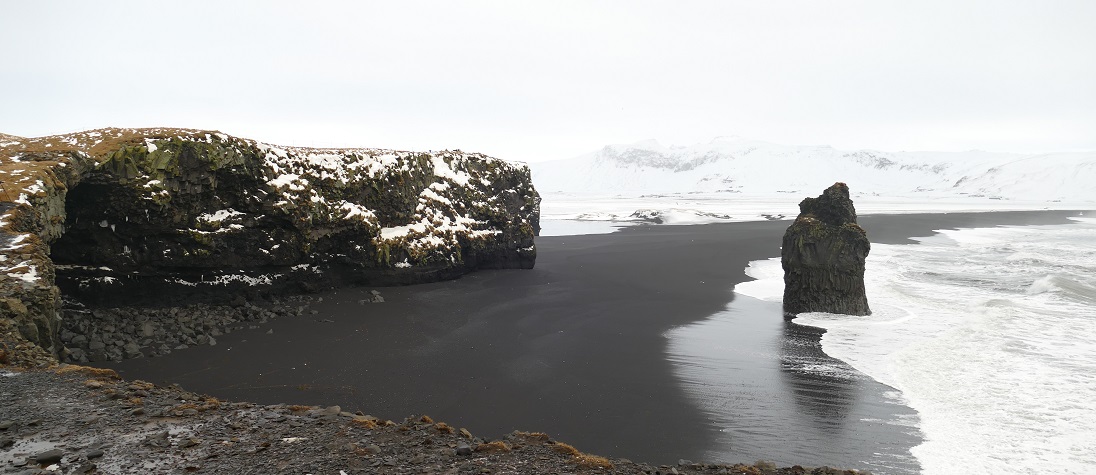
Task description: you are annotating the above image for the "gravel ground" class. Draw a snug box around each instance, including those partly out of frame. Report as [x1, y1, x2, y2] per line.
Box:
[0, 366, 868, 475]
[58, 292, 384, 364]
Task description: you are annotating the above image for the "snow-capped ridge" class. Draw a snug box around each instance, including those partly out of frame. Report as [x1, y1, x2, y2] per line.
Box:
[532, 138, 1096, 205]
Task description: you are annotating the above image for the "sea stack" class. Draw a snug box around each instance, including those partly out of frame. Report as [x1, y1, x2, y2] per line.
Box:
[781, 182, 871, 317]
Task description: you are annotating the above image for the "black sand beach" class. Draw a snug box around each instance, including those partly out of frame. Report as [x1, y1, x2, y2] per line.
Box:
[666, 294, 922, 473]
[104, 210, 1087, 468]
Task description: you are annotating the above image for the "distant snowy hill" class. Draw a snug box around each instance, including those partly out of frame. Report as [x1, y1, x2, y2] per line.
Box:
[532, 138, 1096, 202]
[527, 138, 1094, 231]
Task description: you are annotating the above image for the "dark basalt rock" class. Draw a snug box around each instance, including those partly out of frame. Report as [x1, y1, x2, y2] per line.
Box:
[0, 128, 541, 357]
[781, 182, 871, 317]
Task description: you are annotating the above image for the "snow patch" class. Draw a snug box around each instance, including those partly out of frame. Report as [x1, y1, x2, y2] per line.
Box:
[380, 221, 429, 240]
[2, 234, 29, 251]
[268, 173, 306, 191]
[431, 155, 471, 186]
[197, 209, 244, 224]
[339, 202, 376, 222]
[4, 262, 39, 283]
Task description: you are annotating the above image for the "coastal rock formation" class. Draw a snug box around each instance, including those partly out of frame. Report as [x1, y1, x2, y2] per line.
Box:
[0, 128, 540, 359]
[781, 182, 871, 317]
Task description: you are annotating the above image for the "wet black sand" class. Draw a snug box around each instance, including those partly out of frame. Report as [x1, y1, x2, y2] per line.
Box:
[105, 210, 1087, 468]
[666, 295, 922, 473]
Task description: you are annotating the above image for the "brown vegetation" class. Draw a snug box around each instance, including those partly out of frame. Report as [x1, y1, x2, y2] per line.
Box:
[574, 453, 615, 470]
[512, 431, 551, 442]
[351, 417, 379, 430]
[474, 440, 512, 453]
[550, 442, 581, 456]
[54, 365, 120, 380]
[548, 439, 616, 470]
[127, 380, 155, 391]
[172, 397, 221, 413]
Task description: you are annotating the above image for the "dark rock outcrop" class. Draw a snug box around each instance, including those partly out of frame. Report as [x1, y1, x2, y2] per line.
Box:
[781, 182, 871, 317]
[0, 128, 540, 359]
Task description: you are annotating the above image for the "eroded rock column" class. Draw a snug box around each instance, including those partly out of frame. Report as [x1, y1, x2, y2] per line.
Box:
[781, 182, 871, 317]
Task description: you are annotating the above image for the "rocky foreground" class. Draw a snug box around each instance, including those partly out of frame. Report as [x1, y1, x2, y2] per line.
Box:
[0, 366, 869, 475]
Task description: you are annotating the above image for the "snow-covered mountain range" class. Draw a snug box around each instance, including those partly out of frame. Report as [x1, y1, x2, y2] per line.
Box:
[528, 138, 1095, 230]
[533, 137, 1094, 201]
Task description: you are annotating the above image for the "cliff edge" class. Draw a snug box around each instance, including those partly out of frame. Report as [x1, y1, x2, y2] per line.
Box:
[0, 128, 540, 362]
[781, 182, 871, 317]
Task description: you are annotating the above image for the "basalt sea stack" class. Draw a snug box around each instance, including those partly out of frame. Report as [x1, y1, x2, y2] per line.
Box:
[781, 182, 871, 317]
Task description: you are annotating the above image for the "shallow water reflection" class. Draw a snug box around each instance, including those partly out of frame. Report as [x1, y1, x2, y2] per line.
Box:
[665, 296, 922, 474]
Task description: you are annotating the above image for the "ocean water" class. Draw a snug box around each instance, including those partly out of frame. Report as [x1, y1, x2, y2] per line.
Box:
[664, 296, 922, 473]
[733, 217, 1096, 474]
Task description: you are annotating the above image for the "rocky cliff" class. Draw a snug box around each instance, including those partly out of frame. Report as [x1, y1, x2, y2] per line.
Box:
[781, 182, 871, 317]
[0, 128, 540, 361]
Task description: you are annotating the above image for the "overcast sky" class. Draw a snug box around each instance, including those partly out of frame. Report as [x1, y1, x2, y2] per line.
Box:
[2, 1, 1093, 162]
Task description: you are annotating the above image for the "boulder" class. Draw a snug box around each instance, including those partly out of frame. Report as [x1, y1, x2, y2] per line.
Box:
[781, 182, 871, 317]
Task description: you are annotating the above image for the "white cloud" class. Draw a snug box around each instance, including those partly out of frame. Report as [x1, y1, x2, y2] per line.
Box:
[1, 0, 1093, 161]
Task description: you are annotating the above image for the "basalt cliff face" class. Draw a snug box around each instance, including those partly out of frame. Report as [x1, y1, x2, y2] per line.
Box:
[781, 182, 871, 317]
[0, 128, 540, 362]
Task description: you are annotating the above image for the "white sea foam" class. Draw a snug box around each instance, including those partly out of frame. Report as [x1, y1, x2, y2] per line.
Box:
[739, 217, 1096, 474]
[735, 257, 783, 302]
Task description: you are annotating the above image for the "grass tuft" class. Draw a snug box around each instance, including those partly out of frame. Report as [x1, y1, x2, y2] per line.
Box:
[128, 380, 155, 391]
[574, 453, 614, 470]
[172, 397, 220, 413]
[474, 440, 511, 453]
[55, 365, 120, 380]
[351, 418, 379, 429]
[550, 442, 581, 456]
[512, 431, 550, 442]
[547, 439, 616, 470]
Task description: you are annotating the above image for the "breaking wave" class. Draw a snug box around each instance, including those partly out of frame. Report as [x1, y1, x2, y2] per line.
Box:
[739, 216, 1096, 474]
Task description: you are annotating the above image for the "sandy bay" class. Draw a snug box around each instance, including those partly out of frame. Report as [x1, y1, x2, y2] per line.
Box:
[106, 210, 1083, 469]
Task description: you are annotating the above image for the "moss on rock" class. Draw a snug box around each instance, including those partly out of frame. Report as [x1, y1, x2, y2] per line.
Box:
[0, 127, 540, 361]
[781, 182, 871, 317]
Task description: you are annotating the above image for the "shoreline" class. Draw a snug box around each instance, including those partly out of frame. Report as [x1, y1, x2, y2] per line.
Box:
[541, 208, 1091, 238]
[3, 209, 1089, 473]
[100, 209, 1088, 467]
[666, 295, 922, 473]
[720, 208, 1093, 472]
[104, 219, 795, 464]
[789, 212, 1096, 474]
